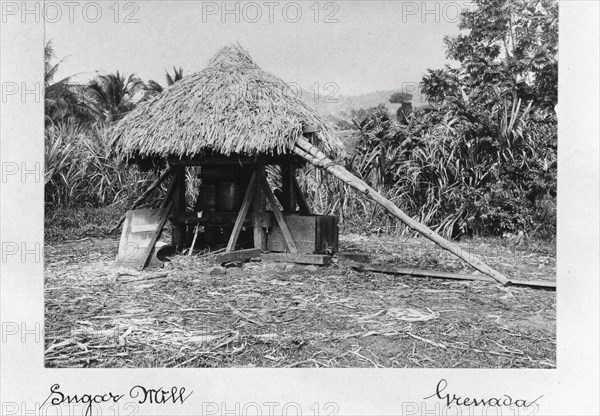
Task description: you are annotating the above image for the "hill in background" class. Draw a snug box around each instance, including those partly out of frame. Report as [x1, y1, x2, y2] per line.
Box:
[299, 88, 428, 118]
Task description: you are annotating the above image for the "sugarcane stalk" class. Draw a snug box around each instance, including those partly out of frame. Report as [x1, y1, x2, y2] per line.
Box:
[294, 138, 511, 286]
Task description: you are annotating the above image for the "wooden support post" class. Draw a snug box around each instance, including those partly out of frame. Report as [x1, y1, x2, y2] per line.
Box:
[253, 165, 268, 251]
[281, 163, 296, 213]
[226, 172, 257, 252]
[292, 176, 311, 215]
[171, 167, 187, 250]
[261, 173, 298, 254]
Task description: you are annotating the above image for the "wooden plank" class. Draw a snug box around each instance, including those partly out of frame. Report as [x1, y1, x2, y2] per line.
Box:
[509, 279, 556, 290]
[261, 252, 331, 265]
[137, 201, 173, 271]
[225, 171, 257, 252]
[347, 262, 555, 290]
[337, 252, 371, 263]
[115, 210, 134, 266]
[130, 224, 160, 233]
[292, 176, 311, 215]
[212, 248, 261, 264]
[116, 209, 167, 269]
[261, 174, 298, 254]
[253, 165, 268, 250]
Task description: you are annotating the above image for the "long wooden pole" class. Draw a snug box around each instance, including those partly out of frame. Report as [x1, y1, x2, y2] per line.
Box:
[110, 167, 174, 233]
[293, 138, 511, 286]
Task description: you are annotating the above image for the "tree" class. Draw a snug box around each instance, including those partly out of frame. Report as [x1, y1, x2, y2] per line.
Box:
[431, 0, 558, 109]
[146, 80, 164, 94]
[144, 67, 185, 98]
[165, 66, 184, 86]
[44, 40, 97, 125]
[87, 72, 145, 122]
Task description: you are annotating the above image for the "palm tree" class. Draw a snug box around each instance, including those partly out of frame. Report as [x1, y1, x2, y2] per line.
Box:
[165, 66, 184, 86]
[44, 40, 97, 125]
[145, 80, 164, 94]
[145, 66, 185, 97]
[86, 72, 145, 122]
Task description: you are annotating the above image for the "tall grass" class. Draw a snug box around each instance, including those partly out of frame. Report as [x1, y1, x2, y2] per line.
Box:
[45, 122, 157, 210]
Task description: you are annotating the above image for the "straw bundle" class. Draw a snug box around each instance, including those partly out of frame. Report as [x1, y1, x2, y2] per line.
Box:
[110, 44, 342, 162]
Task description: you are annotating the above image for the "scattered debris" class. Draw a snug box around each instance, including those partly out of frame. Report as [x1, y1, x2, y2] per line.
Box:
[44, 234, 556, 368]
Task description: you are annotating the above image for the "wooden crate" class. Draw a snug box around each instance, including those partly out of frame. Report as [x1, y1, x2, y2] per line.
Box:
[267, 214, 338, 254]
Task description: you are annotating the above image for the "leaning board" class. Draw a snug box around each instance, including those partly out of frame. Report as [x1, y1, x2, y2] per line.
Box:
[115, 209, 168, 269]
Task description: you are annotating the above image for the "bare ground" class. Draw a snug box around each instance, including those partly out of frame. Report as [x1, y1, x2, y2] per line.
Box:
[44, 233, 556, 368]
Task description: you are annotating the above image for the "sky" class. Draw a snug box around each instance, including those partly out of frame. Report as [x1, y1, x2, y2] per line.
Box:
[46, 1, 465, 96]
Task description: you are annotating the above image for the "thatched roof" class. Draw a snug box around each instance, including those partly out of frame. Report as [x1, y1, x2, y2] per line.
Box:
[110, 45, 342, 162]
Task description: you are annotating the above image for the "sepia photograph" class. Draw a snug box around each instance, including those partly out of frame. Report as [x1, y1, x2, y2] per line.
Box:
[41, 0, 560, 370]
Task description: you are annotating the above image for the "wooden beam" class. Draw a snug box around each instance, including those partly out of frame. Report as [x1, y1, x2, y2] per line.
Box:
[292, 176, 311, 215]
[261, 252, 331, 265]
[171, 167, 187, 249]
[225, 171, 257, 252]
[261, 174, 298, 254]
[336, 252, 371, 263]
[211, 248, 261, 264]
[167, 154, 305, 167]
[253, 165, 268, 251]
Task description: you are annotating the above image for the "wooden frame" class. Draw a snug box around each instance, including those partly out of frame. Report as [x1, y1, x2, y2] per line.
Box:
[163, 159, 310, 254]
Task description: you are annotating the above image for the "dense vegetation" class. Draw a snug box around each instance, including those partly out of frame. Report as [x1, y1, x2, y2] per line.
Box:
[304, 0, 557, 238]
[45, 0, 557, 239]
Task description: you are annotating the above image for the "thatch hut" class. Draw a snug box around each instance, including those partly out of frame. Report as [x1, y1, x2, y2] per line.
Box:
[111, 44, 342, 163]
[111, 45, 343, 255]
